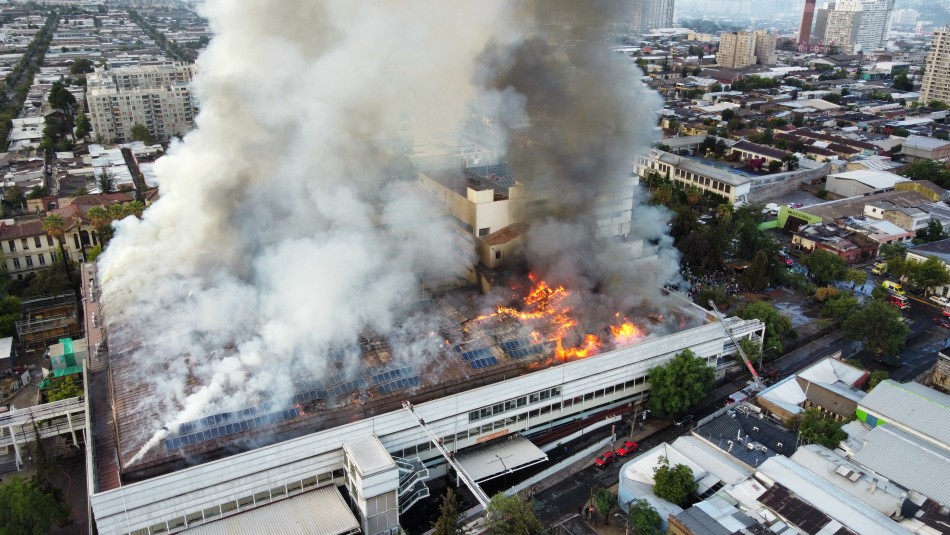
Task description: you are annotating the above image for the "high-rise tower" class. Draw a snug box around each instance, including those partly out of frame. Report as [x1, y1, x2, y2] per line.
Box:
[799, 0, 817, 45]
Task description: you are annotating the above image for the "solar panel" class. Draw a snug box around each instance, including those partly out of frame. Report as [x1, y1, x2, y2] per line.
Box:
[504, 342, 546, 360]
[470, 356, 498, 369]
[461, 347, 492, 362]
[377, 376, 421, 395]
[164, 406, 301, 450]
[371, 366, 412, 385]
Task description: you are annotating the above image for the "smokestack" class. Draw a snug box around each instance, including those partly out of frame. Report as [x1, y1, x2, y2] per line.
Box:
[799, 0, 817, 45]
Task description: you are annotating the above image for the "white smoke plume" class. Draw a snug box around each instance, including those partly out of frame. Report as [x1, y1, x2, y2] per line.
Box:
[100, 0, 679, 467]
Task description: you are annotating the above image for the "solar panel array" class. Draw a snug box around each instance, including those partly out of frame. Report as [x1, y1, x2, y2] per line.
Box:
[176, 401, 280, 436]
[500, 338, 547, 360]
[164, 407, 299, 450]
[292, 371, 367, 404]
[378, 376, 421, 395]
[371, 366, 413, 385]
[470, 356, 498, 369]
[461, 347, 493, 362]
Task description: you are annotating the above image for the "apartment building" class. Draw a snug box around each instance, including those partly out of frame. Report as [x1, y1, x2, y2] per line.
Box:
[922, 29, 950, 106]
[824, 0, 894, 51]
[86, 62, 198, 143]
[716, 31, 757, 69]
[753, 30, 777, 65]
[824, 1, 862, 50]
[630, 0, 675, 34]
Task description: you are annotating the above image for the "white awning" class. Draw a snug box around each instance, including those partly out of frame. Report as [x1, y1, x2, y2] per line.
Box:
[183, 485, 360, 535]
[455, 434, 548, 482]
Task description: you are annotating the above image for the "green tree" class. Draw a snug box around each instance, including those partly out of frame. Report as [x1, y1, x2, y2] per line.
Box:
[741, 250, 781, 291]
[738, 337, 763, 365]
[42, 213, 71, 280]
[796, 407, 847, 449]
[432, 488, 464, 535]
[736, 301, 793, 354]
[130, 123, 154, 145]
[892, 73, 914, 91]
[801, 249, 847, 285]
[47, 80, 76, 117]
[822, 294, 859, 321]
[647, 349, 715, 418]
[0, 476, 69, 535]
[484, 493, 543, 535]
[843, 299, 910, 355]
[627, 499, 662, 535]
[97, 170, 116, 193]
[906, 256, 950, 294]
[878, 242, 907, 261]
[844, 268, 867, 289]
[0, 295, 20, 337]
[27, 186, 48, 200]
[46, 374, 83, 402]
[901, 159, 950, 188]
[2, 185, 25, 214]
[916, 219, 948, 244]
[653, 456, 697, 506]
[68, 57, 93, 74]
[867, 370, 889, 391]
[73, 112, 90, 139]
[593, 488, 617, 526]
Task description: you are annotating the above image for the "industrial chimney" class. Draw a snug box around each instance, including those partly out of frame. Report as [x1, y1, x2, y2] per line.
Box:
[798, 0, 817, 45]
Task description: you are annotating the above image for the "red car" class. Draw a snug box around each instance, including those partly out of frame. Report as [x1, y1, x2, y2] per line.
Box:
[616, 441, 639, 457]
[594, 450, 617, 468]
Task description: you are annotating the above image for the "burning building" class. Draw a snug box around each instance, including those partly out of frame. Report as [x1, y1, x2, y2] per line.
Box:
[85, 259, 765, 534]
[81, 1, 764, 533]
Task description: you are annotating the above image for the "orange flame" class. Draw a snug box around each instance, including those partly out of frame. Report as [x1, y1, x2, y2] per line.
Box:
[610, 321, 640, 345]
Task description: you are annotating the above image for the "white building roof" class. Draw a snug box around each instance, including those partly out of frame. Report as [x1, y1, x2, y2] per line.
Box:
[859, 380, 950, 446]
[454, 434, 546, 482]
[790, 445, 904, 518]
[829, 170, 909, 190]
[672, 435, 753, 486]
[183, 485, 359, 535]
[784, 98, 841, 111]
[850, 425, 950, 506]
[756, 456, 912, 535]
[342, 436, 394, 477]
[903, 134, 950, 151]
[757, 358, 867, 416]
[0, 337, 12, 361]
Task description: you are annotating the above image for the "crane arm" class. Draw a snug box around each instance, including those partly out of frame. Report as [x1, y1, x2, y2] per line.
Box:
[708, 300, 762, 389]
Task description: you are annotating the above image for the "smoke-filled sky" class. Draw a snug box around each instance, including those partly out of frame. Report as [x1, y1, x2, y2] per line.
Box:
[99, 0, 677, 464]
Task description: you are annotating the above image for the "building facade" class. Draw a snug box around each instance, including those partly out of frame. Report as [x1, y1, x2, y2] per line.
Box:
[853, 0, 894, 51]
[824, 2, 862, 50]
[922, 29, 950, 106]
[630, 0, 674, 34]
[753, 30, 778, 65]
[86, 62, 198, 143]
[635, 150, 752, 204]
[716, 31, 758, 69]
[812, 2, 834, 42]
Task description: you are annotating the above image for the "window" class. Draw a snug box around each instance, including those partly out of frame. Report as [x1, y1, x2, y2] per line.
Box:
[478, 227, 490, 237]
[33, 236, 41, 248]
[38, 254, 45, 266]
[50, 251, 56, 262]
[495, 250, 502, 260]
[24, 256, 32, 267]
[7, 240, 14, 252]
[20, 238, 28, 250]
[12, 259, 20, 270]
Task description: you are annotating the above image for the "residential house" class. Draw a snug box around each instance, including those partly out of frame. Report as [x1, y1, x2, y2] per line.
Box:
[900, 135, 950, 162]
[755, 358, 868, 423]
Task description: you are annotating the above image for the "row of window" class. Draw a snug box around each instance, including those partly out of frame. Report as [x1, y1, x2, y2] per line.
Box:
[10, 251, 55, 270]
[7, 235, 54, 253]
[129, 469, 345, 535]
[673, 167, 734, 194]
[394, 377, 648, 460]
[468, 386, 562, 423]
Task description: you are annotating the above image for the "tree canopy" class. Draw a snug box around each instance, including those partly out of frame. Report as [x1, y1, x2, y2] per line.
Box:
[901, 159, 950, 188]
[867, 370, 889, 391]
[68, 58, 94, 74]
[906, 256, 950, 292]
[796, 407, 847, 449]
[432, 488, 464, 535]
[842, 299, 910, 355]
[627, 499, 663, 535]
[0, 476, 69, 535]
[593, 488, 617, 526]
[647, 349, 715, 418]
[916, 219, 948, 244]
[130, 123, 155, 145]
[822, 294, 859, 321]
[653, 456, 697, 506]
[801, 249, 847, 285]
[485, 493, 543, 535]
[46, 374, 83, 402]
[736, 301, 793, 354]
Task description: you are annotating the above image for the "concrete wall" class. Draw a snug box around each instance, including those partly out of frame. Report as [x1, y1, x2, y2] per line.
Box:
[746, 164, 831, 204]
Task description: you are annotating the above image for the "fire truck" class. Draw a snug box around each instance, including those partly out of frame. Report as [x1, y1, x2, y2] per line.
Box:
[888, 293, 909, 310]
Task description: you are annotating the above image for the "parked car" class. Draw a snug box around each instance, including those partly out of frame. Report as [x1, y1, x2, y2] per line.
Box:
[931, 295, 950, 308]
[616, 441, 640, 457]
[594, 450, 617, 468]
[934, 317, 950, 329]
[674, 414, 694, 427]
[778, 252, 794, 266]
[942, 306, 950, 318]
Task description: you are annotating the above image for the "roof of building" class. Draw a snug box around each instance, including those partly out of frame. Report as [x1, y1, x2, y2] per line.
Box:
[902, 135, 950, 152]
[732, 140, 790, 160]
[908, 238, 950, 263]
[805, 190, 932, 223]
[850, 425, 950, 508]
[756, 456, 909, 535]
[828, 170, 908, 189]
[483, 222, 527, 246]
[655, 151, 752, 187]
[672, 496, 761, 535]
[859, 380, 950, 446]
[757, 358, 867, 418]
[341, 436, 394, 478]
[454, 434, 547, 482]
[0, 219, 46, 240]
[182, 485, 360, 535]
[896, 180, 947, 196]
[757, 483, 858, 535]
[692, 409, 797, 468]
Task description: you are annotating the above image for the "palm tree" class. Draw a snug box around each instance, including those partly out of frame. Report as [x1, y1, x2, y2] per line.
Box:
[42, 213, 71, 279]
[87, 205, 111, 244]
[685, 186, 703, 207]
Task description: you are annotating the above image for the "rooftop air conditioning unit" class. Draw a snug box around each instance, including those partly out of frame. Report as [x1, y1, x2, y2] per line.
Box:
[746, 442, 755, 451]
[753, 426, 759, 432]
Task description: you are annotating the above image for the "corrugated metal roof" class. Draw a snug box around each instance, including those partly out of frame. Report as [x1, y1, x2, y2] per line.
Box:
[851, 425, 950, 507]
[455, 434, 547, 481]
[859, 380, 950, 446]
[183, 485, 360, 535]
